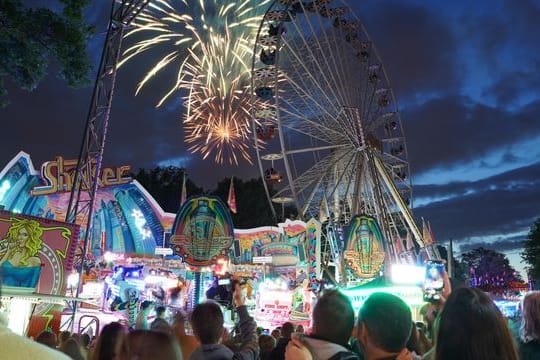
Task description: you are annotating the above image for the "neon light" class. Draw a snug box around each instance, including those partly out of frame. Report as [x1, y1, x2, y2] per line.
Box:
[342, 286, 424, 309]
[391, 265, 425, 285]
[0, 180, 11, 202]
[131, 209, 152, 239]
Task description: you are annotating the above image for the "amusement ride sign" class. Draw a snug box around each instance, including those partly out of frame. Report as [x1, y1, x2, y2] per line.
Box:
[31, 156, 131, 196]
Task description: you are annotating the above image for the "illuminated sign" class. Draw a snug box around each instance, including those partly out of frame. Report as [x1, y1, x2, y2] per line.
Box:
[31, 156, 131, 196]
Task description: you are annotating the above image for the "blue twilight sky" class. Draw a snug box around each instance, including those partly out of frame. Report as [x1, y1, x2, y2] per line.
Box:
[0, 0, 539, 275]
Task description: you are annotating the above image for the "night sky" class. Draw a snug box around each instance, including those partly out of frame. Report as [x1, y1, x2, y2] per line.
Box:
[1, 0, 538, 274]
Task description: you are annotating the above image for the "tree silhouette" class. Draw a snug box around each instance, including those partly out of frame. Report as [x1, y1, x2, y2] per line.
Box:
[0, 0, 93, 106]
[522, 218, 540, 285]
[462, 247, 521, 291]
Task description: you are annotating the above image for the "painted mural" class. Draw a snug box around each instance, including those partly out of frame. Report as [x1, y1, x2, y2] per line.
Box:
[0, 210, 79, 335]
[0, 152, 175, 256]
[171, 196, 234, 267]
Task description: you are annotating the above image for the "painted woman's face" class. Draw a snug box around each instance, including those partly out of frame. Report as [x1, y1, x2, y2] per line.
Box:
[17, 227, 29, 246]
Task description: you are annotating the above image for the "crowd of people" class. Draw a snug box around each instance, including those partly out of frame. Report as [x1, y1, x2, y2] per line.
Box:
[2, 275, 540, 360]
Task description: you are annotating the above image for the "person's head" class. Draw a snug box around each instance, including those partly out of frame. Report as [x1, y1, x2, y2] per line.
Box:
[357, 292, 412, 358]
[140, 301, 153, 313]
[80, 333, 91, 347]
[296, 324, 305, 334]
[521, 291, 540, 341]
[126, 330, 182, 360]
[60, 338, 84, 360]
[190, 301, 224, 345]
[155, 305, 166, 318]
[91, 322, 127, 360]
[312, 290, 355, 347]
[281, 322, 295, 339]
[258, 334, 276, 353]
[271, 329, 280, 340]
[5, 219, 43, 263]
[35, 330, 57, 348]
[435, 287, 518, 360]
[59, 330, 71, 345]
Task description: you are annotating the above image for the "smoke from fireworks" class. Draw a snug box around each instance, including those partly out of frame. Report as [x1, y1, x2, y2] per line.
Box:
[121, 0, 270, 164]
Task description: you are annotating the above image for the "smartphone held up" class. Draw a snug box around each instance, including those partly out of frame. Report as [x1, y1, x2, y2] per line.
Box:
[423, 260, 446, 303]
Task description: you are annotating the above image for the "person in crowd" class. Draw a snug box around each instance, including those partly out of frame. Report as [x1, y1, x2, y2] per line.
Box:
[406, 322, 431, 359]
[356, 292, 413, 360]
[35, 330, 57, 348]
[60, 337, 85, 360]
[270, 322, 295, 359]
[172, 311, 200, 360]
[285, 289, 358, 360]
[59, 330, 72, 348]
[296, 325, 305, 334]
[91, 321, 127, 360]
[434, 287, 518, 360]
[519, 291, 540, 359]
[259, 334, 276, 360]
[151, 305, 171, 333]
[188, 283, 258, 360]
[136, 301, 154, 330]
[126, 329, 182, 360]
[271, 328, 281, 341]
[80, 333, 91, 358]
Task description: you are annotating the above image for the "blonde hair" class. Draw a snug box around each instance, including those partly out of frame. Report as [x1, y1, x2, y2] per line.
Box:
[522, 291, 540, 342]
[5, 218, 43, 265]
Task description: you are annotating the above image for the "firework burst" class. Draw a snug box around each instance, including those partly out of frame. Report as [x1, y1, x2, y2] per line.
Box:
[121, 0, 271, 164]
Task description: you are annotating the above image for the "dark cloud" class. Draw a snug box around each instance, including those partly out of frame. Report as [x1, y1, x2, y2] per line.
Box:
[413, 161, 540, 246]
[352, 1, 460, 100]
[404, 96, 540, 174]
[483, 66, 540, 106]
[459, 235, 525, 253]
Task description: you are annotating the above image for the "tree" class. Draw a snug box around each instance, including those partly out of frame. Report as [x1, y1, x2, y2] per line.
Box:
[211, 177, 276, 228]
[132, 166, 203, 213]
[0, 0, 93, 106]
[522, 218, 540, 284]
[461, 247, 522, 291]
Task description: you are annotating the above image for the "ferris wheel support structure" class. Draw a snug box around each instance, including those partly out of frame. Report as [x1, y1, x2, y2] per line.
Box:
[64, 0, 150, 332]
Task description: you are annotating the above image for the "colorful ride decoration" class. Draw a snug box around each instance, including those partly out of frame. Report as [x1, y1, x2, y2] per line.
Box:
[233, 219, 320, 325]
[170, 196, 234, 267]
[0, 152, 175, 256]
[0, 210, 79, 336]
[343, 215, 386, 284]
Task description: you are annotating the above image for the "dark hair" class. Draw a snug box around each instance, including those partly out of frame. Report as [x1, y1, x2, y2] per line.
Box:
[127, 330, 181, 360]
[60, 338, 84, 360]
[156, 305, 166, 316]
[190, 301, 224, 344]
[91, 322, 127, 360]
[59, 330, 71, 344]
[358, 292, 412, 353]
[35, 330, 57, 348]
[435, 287, 518, 360]
[259, 334, 276, 358]
[80, 333, 91, 347]
[141, 300, 153, 310]
[312, 290, 355, 346]
[281, 322, 295, 338]
[521, 291, 540, 341]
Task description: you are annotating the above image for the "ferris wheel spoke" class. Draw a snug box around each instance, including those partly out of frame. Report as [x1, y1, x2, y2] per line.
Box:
[282, 15, 348, 113]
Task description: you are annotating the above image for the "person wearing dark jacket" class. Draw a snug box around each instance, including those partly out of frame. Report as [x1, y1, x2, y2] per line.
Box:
[188, 283, 258, 360]
[270, 322, 295, 360]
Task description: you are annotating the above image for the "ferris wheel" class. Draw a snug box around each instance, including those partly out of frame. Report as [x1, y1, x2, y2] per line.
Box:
[250, 0, 429, 268]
